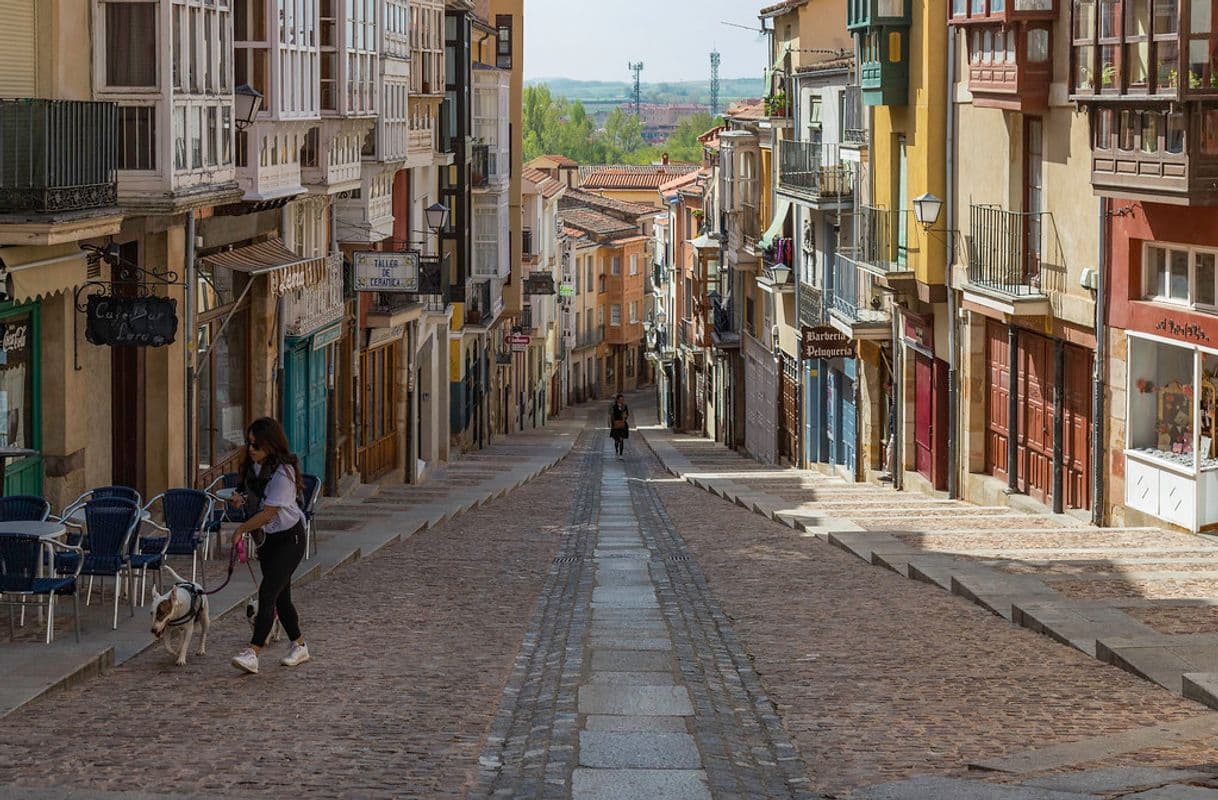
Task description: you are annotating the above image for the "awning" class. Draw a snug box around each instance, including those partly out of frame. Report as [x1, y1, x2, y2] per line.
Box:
[0, 243, 88, 303]
[202, 238, 327, 297]
[689, 233, 719, 251]
[758, 198, 793, 251]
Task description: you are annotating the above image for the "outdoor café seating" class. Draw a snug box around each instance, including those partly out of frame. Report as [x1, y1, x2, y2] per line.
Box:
[139, 489, 213, 594]
[0, 532, 83, 644]
[54, 498, 142, 629]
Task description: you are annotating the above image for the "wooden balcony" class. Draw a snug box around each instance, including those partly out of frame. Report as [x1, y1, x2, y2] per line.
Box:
[960, 25, 1053, 112]
[1087, 104, 1218, 205]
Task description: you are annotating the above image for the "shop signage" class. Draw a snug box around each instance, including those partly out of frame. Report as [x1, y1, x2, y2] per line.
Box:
[85, 296, 178, 347]
[524, 274, 557, 295]
[312, 324, 343, 350]
[800, 325, 853, 360]
[1155, 317, 1212, 343]
[353, 251, 419, 293]
[558, 282, 575, 298]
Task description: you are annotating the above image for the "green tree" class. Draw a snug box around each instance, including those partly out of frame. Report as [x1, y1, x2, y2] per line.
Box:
[602, 108, 645, 160]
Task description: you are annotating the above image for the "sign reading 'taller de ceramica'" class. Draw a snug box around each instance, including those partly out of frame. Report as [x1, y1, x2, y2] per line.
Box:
[353, 251, 419, 293]
[800, 325, 854, 360]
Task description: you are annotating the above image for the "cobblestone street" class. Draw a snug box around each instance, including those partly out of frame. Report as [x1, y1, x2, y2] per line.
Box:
[5, 412, 1218, 798]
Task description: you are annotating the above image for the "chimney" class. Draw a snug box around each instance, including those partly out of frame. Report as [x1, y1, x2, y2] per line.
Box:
[662, 152, 669, 165]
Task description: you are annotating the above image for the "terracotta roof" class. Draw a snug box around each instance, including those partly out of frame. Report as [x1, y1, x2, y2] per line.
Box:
[659, 170, 703, 197]
[579, 164, 700, 191]
[794, 55, 855, 74]
[522, 166, 565, 199]
[560, 187, 657, 220]
[725, 99, 766, 120]
[759, 0, 809, 18]
[531, 154, 579, 168]
[561, 208, 639, 239]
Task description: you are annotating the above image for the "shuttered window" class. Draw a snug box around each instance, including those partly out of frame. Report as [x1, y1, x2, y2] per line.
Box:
[0, 1, 36, 97]
[105, 2, 158, 88]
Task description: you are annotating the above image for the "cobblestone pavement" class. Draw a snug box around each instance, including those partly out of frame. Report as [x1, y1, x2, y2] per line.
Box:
[0, 431, 592, 799]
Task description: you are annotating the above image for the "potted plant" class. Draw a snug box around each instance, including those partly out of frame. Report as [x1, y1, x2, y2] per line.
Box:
[765, 89, 789, 117]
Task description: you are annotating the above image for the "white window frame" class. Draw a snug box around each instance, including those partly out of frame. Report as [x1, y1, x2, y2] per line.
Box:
[611, 304, 621, 326]
[1143, 241, 1218, 310]
[629, 254, 639, 275]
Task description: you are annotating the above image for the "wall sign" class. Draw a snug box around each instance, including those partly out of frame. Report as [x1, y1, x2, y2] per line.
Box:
[85, 296, 179, 347]
[354, 251, 419, 293]
[524, 274, 557, 295]
[1155, 317, 1212, 343]
[800, 325, 854, 360]
[558, 282, 575, 297]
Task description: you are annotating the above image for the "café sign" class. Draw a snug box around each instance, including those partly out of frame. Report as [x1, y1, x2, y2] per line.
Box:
[85, 296, 179, 347]
[354, 251, 419, 293]
[800, 325, 853, 360]
[524, 274, 557, 296]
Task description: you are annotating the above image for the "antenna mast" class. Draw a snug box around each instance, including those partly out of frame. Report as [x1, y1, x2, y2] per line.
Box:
[628, 62, 644, 117]
[709, 50, 722, 116]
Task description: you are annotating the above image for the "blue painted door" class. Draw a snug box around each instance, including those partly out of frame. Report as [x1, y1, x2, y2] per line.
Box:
[284, 339, 328, 479]
[825, 368, 838, 465]
[841, 374, 857, 474]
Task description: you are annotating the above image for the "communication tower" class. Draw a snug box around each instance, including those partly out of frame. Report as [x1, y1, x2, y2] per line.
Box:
[628, 62, 644, 117]
[710, 50, 722, 116]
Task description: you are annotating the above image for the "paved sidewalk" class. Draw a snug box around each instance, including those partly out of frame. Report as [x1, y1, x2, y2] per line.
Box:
[636, 418, 1218, 713]
[0, 411, 587, 720]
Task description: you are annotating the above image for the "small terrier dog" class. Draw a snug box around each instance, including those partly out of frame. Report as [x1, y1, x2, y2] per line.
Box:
[150, 567, 210, 666]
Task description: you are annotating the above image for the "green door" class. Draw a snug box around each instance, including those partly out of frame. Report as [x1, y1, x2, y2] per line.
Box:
[0, 303, 41, 496]
[283, 338, 328, 480]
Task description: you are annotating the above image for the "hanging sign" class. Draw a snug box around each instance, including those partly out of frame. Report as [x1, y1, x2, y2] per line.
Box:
[558, 282, 575, 298]
[524, 274, 557, 295]
[85, 296, 179, 347]
[353, 251, 419, 293]
[800, 325, 853, 360]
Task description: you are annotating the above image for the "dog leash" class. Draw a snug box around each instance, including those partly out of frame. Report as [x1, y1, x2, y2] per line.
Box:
[201, 536, 259, 597]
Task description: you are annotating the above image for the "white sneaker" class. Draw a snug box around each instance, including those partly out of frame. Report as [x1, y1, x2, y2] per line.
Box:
[231, 648, 259, 674]
[281, 642, 311, 667]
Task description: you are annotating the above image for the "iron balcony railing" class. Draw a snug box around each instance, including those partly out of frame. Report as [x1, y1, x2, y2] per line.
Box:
[471, 143, 490, 188]
[518, 302, 534, 333]
[418, 253, 452, 313]
[464, 279, 494, 325]
[576, 326, 604, 349]
[968, 204, 1046, 296]
[840, 205, 911, 275]
[0, 99, 119, 213]
[843, 86, 867, 146]
[830, 253, 890, 325]
[741, 200, 761, 249]
[778, 141, 853, 199]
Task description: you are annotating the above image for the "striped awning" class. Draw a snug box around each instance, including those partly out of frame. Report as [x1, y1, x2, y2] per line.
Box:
[0, 243, 88, 303]
[202, 238, 327, 297]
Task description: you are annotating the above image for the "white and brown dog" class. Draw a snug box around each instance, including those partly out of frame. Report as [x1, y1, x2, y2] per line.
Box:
[150, 567, 210, 666]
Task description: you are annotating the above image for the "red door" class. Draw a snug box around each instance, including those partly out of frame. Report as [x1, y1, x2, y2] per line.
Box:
[914, 354, 934, 480]
[1062, 345, 1093, 510]
[933, 357, 950, 490]
[986, 320, 1011, 483]
[1017, 332, 1054, 503]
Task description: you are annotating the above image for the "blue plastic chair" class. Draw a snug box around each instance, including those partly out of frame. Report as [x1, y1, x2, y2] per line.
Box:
[57, 499, 139, 629]
[139, 489, 213, 595]
[0, 533, 83, 643]
[0, 495, 51, 523]
[58, 486, 142, 544]
[300, 473, 322, 559]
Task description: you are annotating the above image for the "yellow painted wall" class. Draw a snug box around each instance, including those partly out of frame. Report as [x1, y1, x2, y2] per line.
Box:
[871, 0, 949, 287]
[585, 188, 665, 209]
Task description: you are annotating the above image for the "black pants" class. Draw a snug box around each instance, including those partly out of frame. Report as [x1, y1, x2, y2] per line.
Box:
[252, 521, 305, 647]
[611, 430, 627, 454]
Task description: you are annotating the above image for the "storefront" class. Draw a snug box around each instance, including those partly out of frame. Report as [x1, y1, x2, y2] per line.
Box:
[826, 356, 857, 476]
[0, 302, 41, 495]
[360, 329, 400, 482]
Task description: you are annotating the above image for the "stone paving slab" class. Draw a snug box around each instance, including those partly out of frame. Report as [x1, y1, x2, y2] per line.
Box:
[571, 768, 711, 800]
[578, 684, 694, 716]
[850, 777, 1098, 799]
[578, 731, 702, 769]
[1021, 767, 1218, 794]
[1124, 787, 1218, 799]
[584, 715, 690, 733]
[587, 671, 676, 686]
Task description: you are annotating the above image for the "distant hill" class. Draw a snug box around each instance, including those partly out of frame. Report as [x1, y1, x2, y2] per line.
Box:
[527, 77, 763, 107]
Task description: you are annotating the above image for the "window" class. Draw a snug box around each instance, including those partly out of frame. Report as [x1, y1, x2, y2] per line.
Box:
[106, 2, 158, 87]
[118, 105, 157, 170]
[597, 306, 604, 326]
[629, 255, 639, 275]
[612, 256, 622, 275]
[496, 14, 513, 70]
[1028, 27, 1051, 61]
[611, 304, 621, 326]
[0, 312, 36, 451]
[586, 256, 594, 291]
[599, 275, 606, 293]
[630, 301, 639, 323]
[1144, 242, 1218, 306]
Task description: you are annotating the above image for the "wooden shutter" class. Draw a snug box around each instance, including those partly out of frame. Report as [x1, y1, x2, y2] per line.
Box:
[0, 1, 36, 96]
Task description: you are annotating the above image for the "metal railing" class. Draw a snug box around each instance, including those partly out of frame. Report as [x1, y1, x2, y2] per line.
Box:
[830, 253, 889, 324]
[840, 205, 910, 274]
[576, 326, 604, 349]
[843, 86, 867, 145]
[463, 280, 494, 325]
[741, 201, 761, 249]
[968, 204, 1047, 296]
[517, 302, 534, 333]
[0, 99, 119, 213]
[418, 253, 452, 312]
[470, 143, 490, 189]
[778, 141, 853, 199]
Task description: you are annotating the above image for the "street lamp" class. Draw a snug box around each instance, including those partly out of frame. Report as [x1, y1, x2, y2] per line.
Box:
[233, 84, 264, 130]
[770, 262, 791, 286]
[912, 192, 944, 230]
[425, 202, 450, 232]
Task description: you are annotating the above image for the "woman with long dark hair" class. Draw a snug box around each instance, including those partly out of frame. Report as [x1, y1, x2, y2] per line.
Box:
[228, 417, 310, 674]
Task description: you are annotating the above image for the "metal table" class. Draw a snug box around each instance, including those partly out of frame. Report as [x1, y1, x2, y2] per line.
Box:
[0, 520, 67, 542]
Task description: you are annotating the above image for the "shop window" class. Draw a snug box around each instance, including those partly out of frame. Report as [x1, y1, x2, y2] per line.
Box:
[0, 313, 35, 451]
[1145, 242, 1218, 307]
[1129, 338, 1196, 461]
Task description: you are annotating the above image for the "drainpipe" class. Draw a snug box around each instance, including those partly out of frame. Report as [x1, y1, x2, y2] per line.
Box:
[945, 27, 960, 500]
[184, 211, 196, 487]
[1092, 197, 1108, 527]
[277, 206, 290, 416]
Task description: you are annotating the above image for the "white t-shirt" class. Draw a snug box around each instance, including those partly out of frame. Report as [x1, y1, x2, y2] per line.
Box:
[254, 463, 305, 534]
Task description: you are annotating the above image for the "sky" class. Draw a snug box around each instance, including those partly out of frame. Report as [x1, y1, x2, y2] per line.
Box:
[523, 0, 770, 83]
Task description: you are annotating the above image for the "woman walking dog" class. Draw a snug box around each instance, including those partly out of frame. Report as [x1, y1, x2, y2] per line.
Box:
[227, 417, 311, 674]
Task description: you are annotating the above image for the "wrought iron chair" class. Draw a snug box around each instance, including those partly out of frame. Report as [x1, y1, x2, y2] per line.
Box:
[138, 489, 213, 597]
[300, 473, 322, 559]
[0, 533, 83, 643]
[0, 495, 51, 523]
[56, 499, 140, 629]
[58, 485, 142, 544]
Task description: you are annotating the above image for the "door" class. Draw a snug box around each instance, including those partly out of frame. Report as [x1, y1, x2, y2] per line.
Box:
[986, 320, 1012, 483]
[914, 354, 934, 480]
[359, 342, 398, 481]
[1024, 118, 1044, 286]
[284, 340, 329, 479]
[1061, 345, 1093, 510]
[826, 366, 838, 464]
[841, 371, 857, 474]
[780, 356, 799, 462]
[1017, 331, 1054, 503]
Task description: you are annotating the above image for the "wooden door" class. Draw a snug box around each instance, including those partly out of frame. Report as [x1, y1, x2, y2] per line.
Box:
[933, 357, 950, 490]
[1017, 332, 1054, 503]
[914, 354, 934, 480]
[780, 356, 799, 461]
[359, 342, 398, 482]
[986, 320, 1011, 483]
[1061, 345, 1093, 510]
[841, 371, 857, 473]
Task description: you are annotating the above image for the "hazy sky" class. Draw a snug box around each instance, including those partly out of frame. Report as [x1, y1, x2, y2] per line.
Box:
[523, 0, 769, 83]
